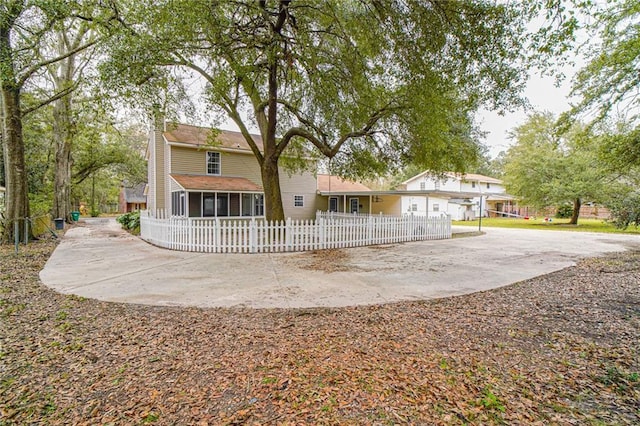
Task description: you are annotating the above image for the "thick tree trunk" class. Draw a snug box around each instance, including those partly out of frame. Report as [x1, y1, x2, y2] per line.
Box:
[1, 85, 30, 242]
[261, 155, 285, 222]
[569, 197, 581, 225]
[52, 97, 73, 222]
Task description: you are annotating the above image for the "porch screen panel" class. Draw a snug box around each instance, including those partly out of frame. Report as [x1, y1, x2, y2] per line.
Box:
[242, 194, 253, 216]
[229, 193, 240, 216]
[203, 193, 215, 217]
[217, 193, 229, 217]
[171, 191, 186, 216]
[189, 192, 201, 217]
[254, 194, 264, 216]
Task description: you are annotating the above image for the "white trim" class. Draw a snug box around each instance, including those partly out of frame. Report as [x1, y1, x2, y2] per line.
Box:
[206, 151, 221, 175]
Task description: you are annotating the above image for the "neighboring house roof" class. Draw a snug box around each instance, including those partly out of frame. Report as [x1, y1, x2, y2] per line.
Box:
[171, 174, 263, 192]
[402, 171, 503, 185]
[123, 182, 147, 203]
[317, 175, 372, 192]
[163, 123, 264, 153]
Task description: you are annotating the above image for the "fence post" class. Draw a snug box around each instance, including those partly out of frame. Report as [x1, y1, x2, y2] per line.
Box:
[285, 217, 292, 251]
[24, 218, 29, 245]
[318, 217, 325, 249]
[250, 218, 257, 254]
[14, 220, 19, 254]
[215, 217, 221, 253]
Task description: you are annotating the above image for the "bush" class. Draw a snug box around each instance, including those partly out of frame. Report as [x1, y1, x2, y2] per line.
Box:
[555, 204, 573, 219]
[607, 192, 640, 229]
[116, 211, 140, 234]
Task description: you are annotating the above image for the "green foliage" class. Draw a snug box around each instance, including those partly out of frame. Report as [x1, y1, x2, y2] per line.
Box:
[100, 0, 578, 219]
[503, 112, 609, 224]
[555, 204, 573, 218]
[606, 191, 640, 229]
[117, 211, 140, 233]
[570, 0, 640, 125]
[479, 387, 505, 413]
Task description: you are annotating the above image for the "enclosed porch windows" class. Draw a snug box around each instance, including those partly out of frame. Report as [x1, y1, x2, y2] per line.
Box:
[173, 190, 264, 217]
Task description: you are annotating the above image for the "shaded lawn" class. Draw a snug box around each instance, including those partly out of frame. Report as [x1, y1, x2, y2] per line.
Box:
[454, 217, 640, 234]
[1, 238, 638, 425]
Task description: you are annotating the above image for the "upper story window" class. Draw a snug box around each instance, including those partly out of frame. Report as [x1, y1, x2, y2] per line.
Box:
[207, 151, 220, 175]
[294, 195, 304, 207]
[420, 182, 426, 190]
[434, 181, 440, 190]
[486, 183, 491, 189]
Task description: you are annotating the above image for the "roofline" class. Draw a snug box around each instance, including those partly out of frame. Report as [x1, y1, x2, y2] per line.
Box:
[402, 171, 503, 185]
[164, 139, 255, 155]
[318, 189, 482, 198]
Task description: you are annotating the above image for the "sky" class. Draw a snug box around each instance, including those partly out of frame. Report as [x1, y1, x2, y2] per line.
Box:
[477, 63, 580, 158]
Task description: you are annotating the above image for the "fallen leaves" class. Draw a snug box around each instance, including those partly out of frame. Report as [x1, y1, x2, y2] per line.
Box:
[0, 238, 638, 424]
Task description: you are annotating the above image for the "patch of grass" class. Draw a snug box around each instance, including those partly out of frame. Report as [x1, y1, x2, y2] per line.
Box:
[479, 386, 505, 413]
[142, 411, 160, 423]
[453, 218, 640, 234]
[598, 365, 639, 394]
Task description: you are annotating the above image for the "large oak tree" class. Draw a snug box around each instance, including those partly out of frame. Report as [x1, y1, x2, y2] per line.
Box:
[103, 0, 572, 221]
[503, 112, 608, 225]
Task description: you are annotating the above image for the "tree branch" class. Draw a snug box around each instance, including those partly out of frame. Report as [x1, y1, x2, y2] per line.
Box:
[18, 38, 99, 87]
[22, 83, 77, 116]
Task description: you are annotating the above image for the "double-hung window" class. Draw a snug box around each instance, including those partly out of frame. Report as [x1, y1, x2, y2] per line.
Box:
[206, 152, 220, 175]
[294, 195, 304, 207]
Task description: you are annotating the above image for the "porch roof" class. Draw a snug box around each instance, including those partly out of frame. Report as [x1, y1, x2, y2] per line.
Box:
[486, 193, 518, 201]
[317, 174, 372, 192]
[318, 189, 482, 199]
[170, 174, 263, 192]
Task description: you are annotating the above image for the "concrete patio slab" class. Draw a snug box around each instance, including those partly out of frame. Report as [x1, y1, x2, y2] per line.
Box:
[39, 218, 639, 309]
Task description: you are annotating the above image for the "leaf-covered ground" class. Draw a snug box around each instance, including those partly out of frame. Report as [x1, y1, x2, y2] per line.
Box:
[1, 238, 638, 425]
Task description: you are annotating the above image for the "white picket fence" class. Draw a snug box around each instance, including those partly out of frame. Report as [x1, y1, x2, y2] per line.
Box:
[139, 210, 451, 253]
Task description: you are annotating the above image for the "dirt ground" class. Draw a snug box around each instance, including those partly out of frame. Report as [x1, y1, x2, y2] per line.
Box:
[1, 237, 639, 425]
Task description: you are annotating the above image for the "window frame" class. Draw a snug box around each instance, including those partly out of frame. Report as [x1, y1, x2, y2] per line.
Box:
[206, 151, 221, 175]
[294, 195, 304, 208]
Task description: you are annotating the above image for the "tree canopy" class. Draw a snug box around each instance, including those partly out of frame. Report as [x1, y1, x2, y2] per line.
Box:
[101, 0, 572, 220]
[503, 112, 609, 224]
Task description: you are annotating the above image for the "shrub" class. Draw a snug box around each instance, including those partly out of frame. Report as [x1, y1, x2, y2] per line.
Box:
[607, 191, 640, 229]
[555, 204, 573, 219]
[116, 211, 140, 234]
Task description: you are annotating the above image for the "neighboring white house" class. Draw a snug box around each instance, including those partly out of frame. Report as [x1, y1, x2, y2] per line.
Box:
[401, 172, 515, 220]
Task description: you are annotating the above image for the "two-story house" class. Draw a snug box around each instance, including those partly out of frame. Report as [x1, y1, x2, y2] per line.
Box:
[146, 121, 319, 220]
[401, 172, 515, 220]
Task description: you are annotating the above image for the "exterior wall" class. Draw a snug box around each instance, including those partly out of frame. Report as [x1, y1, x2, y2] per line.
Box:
[146, 122, 166, 213]
[406, 176, 460, 192]
[448, 203, 471, 221]
[371, 195, 401, 215]
[319, 195, 373, 214]
[460, 180, 505, 194]
[171, 146, 206, 174]
[280, 169, 318, 219]
[166, 144, 318, 219]
[170, 147, 263, 186]
[401, 195, 450, 217]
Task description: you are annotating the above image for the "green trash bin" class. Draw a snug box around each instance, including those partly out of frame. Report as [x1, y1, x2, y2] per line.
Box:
[71, 211, 80, 221]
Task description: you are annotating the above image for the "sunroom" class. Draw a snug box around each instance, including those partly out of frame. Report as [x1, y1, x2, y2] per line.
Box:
[169, 174, 264, 218]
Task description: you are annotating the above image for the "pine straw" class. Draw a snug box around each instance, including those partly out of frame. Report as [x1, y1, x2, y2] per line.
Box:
[1, 238, 638, 425]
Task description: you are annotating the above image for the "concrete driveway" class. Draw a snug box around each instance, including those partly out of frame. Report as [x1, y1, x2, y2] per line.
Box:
[40, 218, 639, 309]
